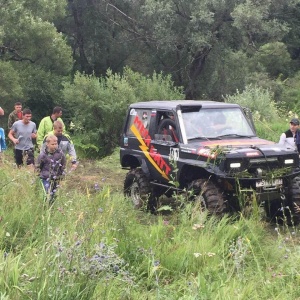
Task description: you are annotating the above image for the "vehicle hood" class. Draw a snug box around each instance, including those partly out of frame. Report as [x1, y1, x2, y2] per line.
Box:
[198, 137, 274, 148]
[182, 137, 297, 158]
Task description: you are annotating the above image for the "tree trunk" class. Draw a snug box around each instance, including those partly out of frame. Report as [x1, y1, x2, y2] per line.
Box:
[185, 47, 211, 100]
[68, 0, 91, 73]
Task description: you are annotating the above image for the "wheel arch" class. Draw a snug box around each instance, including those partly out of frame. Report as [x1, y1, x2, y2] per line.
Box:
[121, 154, 141, 169]
[121, 154, 151, 176]
[178, 164, 214, 188]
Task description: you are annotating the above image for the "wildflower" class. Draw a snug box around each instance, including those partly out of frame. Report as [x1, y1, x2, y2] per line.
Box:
[192, 223, 205, 230]
[153, 260, 160, 267]
[94, 183, 100, 191]
[75, 240, 81, 247]
[207, 252, 216, 257]
[113, 265, 120, 272]
[98, 208, 103, 213]
[193, 253, 202, 258]
[163, 220, 169, 226]
[102, 178, 106, 182]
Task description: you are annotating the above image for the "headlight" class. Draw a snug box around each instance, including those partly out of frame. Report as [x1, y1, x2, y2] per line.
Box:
[284, 159, 294, 165]
[230, 162, 241, 168]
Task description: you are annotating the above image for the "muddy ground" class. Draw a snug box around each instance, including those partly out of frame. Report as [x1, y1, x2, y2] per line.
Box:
[64, 158, 127, 194]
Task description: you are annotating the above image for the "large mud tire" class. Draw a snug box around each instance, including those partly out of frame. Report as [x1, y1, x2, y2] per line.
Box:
[264, 201, 283, 222]
[124, 168, 153, 210]
[268, 177, 300, 225]
[188, 179, 227, 215]
[288, 176, 300, 225]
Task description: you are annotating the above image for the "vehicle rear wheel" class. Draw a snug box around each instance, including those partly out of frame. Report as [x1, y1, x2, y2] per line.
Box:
[188, 179, 227, 215]
[124, 168, 155, 210]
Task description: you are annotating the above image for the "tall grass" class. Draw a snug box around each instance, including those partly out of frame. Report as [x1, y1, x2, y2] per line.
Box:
[1, 154, 300, 299]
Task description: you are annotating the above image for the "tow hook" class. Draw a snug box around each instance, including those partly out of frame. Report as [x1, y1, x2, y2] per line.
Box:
[280, 187, 286, 200]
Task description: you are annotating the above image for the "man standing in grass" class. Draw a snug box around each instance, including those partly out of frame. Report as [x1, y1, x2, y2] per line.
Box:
[8, 101, 23, 129]
[40, 120, 77, 171]
[8, 108, 37, 167]
[0, 127, 6, 154]
[36, 106, 65, 148]
[279, 118, 300, 152]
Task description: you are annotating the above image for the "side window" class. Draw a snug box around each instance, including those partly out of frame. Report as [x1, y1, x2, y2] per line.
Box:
[155, 111, 179, 142]
[126, 109, 151, 136]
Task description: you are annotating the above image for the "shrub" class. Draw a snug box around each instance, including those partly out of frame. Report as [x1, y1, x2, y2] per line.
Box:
[63, 67, 183, 157]
[224, 84, 280, 122]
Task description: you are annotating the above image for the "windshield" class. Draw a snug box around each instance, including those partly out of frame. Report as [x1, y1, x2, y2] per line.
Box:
[182, 107, 255, 140]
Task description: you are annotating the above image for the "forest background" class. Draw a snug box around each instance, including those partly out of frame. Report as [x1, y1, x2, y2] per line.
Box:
[1, 0, 300, 156]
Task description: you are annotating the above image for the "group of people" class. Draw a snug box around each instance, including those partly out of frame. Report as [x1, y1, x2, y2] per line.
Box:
[0, 102, 77, 204]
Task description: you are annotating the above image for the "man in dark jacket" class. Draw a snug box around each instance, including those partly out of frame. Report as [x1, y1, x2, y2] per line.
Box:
[279, 118, 300, 152]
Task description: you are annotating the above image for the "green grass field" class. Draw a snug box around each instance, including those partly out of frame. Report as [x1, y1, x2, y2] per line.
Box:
[1, 120, 300, 299]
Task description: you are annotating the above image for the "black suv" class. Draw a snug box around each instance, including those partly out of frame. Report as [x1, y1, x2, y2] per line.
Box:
[120, 100, 300, 221]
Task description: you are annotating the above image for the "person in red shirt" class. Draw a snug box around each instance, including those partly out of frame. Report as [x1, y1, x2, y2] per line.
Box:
[8, 102, 23, 129]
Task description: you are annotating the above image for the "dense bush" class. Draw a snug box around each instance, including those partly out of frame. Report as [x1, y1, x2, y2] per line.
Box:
[224, 84, 280, 122]
[63, 67, 184, 157]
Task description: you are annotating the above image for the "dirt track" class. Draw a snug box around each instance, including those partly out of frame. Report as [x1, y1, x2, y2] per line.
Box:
[64, 159, 127, 194]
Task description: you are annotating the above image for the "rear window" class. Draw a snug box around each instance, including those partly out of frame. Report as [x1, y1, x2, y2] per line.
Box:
[126, 108, 151, 136]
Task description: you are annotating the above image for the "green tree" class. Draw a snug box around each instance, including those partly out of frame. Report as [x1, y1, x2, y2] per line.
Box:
[94, 0, 300, 99]
[0, 0, 73, 120]
[59, 0, 139, 76]
[63, 67, 183, 157]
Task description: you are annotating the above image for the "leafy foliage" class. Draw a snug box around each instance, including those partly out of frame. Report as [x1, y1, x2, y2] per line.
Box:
[224, 84, 280, 122]
[63, 67, 183, 157]
[0, 0, 73, 123]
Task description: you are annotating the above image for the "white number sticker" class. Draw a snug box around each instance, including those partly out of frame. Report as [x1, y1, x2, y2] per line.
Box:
[170, 148, 179, 161]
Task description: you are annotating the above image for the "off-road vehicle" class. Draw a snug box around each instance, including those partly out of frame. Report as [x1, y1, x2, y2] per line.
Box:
[120, 100, 300, 221]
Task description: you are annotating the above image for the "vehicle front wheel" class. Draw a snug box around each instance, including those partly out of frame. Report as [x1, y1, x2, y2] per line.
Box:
[288, 176, 300, 225]
[188, 179, 227, 216]
[124, 168, 153, 210]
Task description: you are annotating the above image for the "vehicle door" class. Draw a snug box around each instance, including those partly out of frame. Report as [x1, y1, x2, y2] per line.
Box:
[147, 110, 180, 183]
